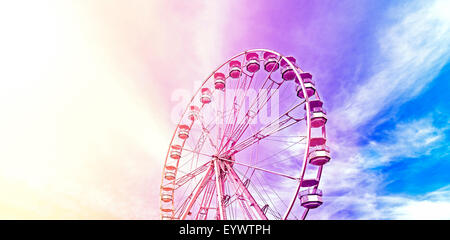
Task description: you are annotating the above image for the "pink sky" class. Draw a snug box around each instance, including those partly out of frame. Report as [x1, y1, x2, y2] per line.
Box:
[0, 0, 230, 219]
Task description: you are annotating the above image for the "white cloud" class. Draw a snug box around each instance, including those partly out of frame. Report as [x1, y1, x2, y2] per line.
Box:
[314, 116, 447, 219]
[311, 185, 450, 220]
[379, 185, 450, 220]
[331, 0, 450, 129]
[362, 116, 446, 168]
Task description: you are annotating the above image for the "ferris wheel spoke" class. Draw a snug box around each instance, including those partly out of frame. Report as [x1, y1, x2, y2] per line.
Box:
[226, 164, 268, 220]
[223, 173, 252, 220]
[233, 167, 285, 220]
[227, 178, 254, 220]
[188, 112, 218, 152]
[227, 59, 283, 134]
[173, 162, 210, 189]
[259, 153, 302, 168]
[195, 115, 219, 151]
[246, 172, 282, 219]
[219, 73, 254, 151]
[225, 115, 306, 156]
[174, 173, 203, 218]
[218, 157, 299, 181]
[301, 208, 310, 220]
[218, 57, 283, 154]
[225, 73, 254, 131]
[253, 170, 299, 219]
[188, 132, 210, 170]
[220, 83, 284, 154]
[213, 159, 227, 219]
[179, 147, 212, 159]
[224, 99, 306, 155]
[261, 138, 305, 144]
[175, 137, 211, 171]
[252, 138, 305, 167]
[195, 179, 215, 220]
[180, 164, 214, 220]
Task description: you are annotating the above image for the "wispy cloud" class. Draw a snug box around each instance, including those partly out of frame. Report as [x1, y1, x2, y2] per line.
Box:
[318, 116, 448, 219]
[362, 116, 446, 168]
[380, 185, 450, 220]
[331, 0, 450, 129]
[317, 115, 447, 219]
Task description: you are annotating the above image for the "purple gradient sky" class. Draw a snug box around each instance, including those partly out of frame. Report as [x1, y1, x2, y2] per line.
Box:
[0, 0, 449, 219]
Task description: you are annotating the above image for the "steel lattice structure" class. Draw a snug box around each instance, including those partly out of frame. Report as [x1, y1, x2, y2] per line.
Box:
[160, 49, 330, 220]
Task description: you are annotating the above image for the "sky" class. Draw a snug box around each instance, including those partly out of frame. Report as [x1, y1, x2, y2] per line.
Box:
[0, 0, 449, 219]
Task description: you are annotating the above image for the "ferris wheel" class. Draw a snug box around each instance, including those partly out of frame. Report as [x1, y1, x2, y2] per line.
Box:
[160, 49, 330, 220]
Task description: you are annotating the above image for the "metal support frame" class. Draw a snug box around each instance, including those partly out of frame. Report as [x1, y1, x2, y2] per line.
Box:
[180, 164, 214, 220]
[227, 164, 268, 220]
[213, 158, 227, 220]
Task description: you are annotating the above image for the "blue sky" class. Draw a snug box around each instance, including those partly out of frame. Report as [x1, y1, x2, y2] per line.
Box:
[367, 64, 450, 194]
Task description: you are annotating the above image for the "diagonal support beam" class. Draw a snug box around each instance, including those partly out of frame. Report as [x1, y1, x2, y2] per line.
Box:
[180, 164, 214, 220]
[217, 156, 299, 181]
[213, 158, 227, 220]
[173, 162, 210, 189]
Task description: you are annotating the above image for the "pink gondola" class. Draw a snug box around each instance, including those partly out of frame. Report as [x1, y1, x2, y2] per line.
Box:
[280, 56, 297, 81]
[263, 52, 279, 72]
[200, 88, 212, 104]
[296, 72, 316, 98]
[229, 60, 241, 78]
[305, 99, 327, 128]
[245, 52, 260, 73]
[178, 124, 190, 139]
[169, 144, 182, 159]
[188, 105, 200, 121]
[214, 72, 226, 90]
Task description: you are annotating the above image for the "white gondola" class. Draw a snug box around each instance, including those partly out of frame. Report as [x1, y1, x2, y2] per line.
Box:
[200, 88, 212, 104]
[178, 124, 190, 139]
[169, 144, 182, 159]
[164, 170, 176, 181]
[188, 105, 200, 121]
[308, 145, 331, 166]
[161, 192, 173, 202]
[299, 188, 323, 209]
